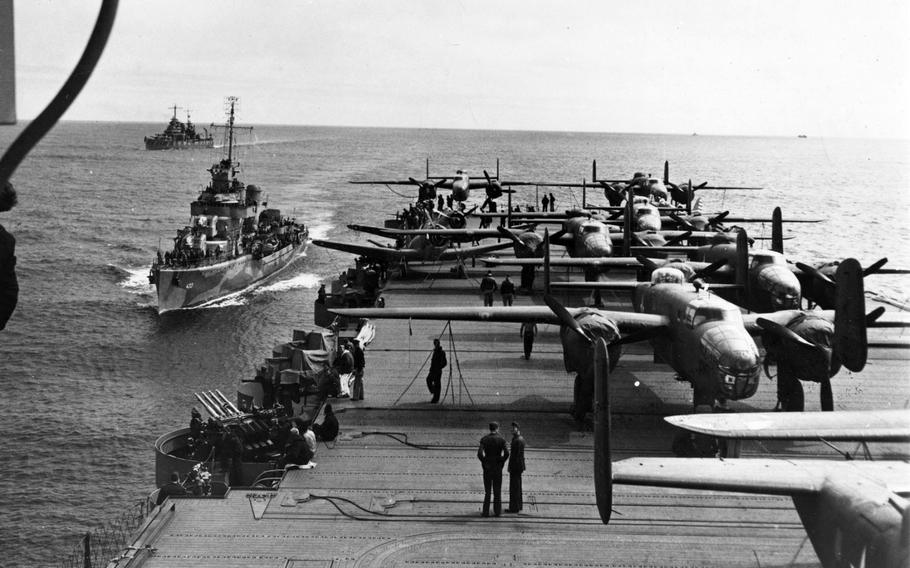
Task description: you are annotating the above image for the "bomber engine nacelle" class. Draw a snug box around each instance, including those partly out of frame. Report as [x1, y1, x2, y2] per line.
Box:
[557, 309, 622, 377]
[794, 480, 910, 568]
[514, 231, 543, 258]
[757, 258, 868, 412]
[483, 170, 505, 200]
[447, 211, 466, 229]
[762, 312, 837, 382]
[544, 296, 624, 421]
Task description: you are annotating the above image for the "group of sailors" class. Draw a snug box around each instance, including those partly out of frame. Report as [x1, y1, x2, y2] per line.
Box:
[156, 216, 305, 270]
[273, 403, 340, 469]
[179, 399, 342, 487]
[158, 243, 224, 268]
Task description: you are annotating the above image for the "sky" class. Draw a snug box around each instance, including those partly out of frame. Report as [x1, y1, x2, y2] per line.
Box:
[9, 0, 910, 138]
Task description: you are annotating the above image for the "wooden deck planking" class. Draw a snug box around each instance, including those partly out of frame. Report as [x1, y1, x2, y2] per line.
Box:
[128, 260, 910, 568]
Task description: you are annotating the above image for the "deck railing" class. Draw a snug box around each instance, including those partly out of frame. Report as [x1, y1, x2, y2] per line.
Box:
[58, 497, 153, 568]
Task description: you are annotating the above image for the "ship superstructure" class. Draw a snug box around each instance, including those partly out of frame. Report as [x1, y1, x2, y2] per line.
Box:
[148, 97, 307, 313]
[144, 105, 214, 150]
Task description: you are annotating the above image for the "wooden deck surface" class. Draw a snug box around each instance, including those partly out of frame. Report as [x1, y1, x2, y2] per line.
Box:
[124, 261, 910, 568]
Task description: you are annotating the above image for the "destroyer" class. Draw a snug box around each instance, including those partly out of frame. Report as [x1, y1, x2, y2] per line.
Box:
[143, 105, 214, 150]
[148, 97, 307, 314]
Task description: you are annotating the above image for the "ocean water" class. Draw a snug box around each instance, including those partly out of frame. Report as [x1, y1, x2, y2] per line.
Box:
[0, 122, 907, 566]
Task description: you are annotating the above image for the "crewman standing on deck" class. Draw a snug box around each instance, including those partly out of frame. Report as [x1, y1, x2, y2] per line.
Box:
[477, 421, 509, 517]
[427, 338, 447, 403]
[506, 421, 526, 513]
[351, 338, 365, 401]
[500, 275, 515, 306]
[480, 270, 498, 306]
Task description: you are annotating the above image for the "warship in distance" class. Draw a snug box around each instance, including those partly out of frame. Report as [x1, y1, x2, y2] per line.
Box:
[148, 97, 308, 314]
[144, 105, 214, 150]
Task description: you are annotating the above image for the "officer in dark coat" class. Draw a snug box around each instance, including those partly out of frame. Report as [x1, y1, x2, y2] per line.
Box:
[506, 422, 526, 513]
[477, 421, 509, 517]
[427, 338, 447, 403]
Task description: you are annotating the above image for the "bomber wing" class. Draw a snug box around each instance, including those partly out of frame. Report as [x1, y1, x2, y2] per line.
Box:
[348, 225, 525, 241]
[740, 309, 835, 334]
[482, 256, 735, 279]
[473, 210, 590, 219]
[311, 240, 423, 263]
[666, 409, 910, 442]
[433, 241, 515, 261]
[553, 280, 742, 290]
[661, 214, 824, 224]
[609, 229, 732, 241]
[349, 179, 420, 185]
[481, 256, 644, 268]
[311, 239, 513, 263]
[466, 179, 538, 188]
[329, 305, 668, 332]
[613, 457, 910, 496]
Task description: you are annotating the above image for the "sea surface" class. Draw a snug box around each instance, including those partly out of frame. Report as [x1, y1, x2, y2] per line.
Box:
[0, 122, 907, 566]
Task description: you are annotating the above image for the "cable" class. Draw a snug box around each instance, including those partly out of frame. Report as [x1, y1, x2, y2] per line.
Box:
[356, 431, 431, 450]
[0, 0, 119, 187]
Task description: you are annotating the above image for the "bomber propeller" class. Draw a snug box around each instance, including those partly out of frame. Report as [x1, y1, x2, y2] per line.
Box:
[661, 161, 762, 212]
[757, 258, 870, 412]
[797, 257, 910, 309]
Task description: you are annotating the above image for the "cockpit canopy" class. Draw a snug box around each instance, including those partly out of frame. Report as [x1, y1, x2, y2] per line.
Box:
[651, 266, 686, 284]
[635, 205, 657, 217]
[684, 300, 744, 328]
[750, 251, 787, 268]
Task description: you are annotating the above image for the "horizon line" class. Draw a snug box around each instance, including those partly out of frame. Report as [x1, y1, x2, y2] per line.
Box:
[3, 118, 908, 142]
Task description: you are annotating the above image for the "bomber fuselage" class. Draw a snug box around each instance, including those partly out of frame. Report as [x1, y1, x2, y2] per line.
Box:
[633, 282, 761, 406]
[565, 217, 614, 258]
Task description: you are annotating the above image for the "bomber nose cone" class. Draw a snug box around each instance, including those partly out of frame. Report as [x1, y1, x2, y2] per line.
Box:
[719, 349, 761, 399]
[649, 180, 669, 202]
[638, 216, 661, 232]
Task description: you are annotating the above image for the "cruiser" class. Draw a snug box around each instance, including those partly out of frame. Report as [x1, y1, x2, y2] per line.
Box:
[148, 97, 307, 314]
[143, 105, 214, 150]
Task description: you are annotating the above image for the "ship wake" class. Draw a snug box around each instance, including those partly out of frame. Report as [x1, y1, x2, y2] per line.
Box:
[111, 264, 154, 293]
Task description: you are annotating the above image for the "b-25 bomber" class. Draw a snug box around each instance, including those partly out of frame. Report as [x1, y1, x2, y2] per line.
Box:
[591, 343, 910, 568]
[350, 159, 535, 203]
[331, 258, 874, 419]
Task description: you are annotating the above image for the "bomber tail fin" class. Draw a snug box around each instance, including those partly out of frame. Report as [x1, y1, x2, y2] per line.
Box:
[543, 228, 551, 296]
[593, 337, 612, 524]
[622, 188, 633, 256]
[834, 258, 867, 372]
[736, 229, 749, 305]
[686, 179, 693, 214]
[771, 207, 783, 254]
